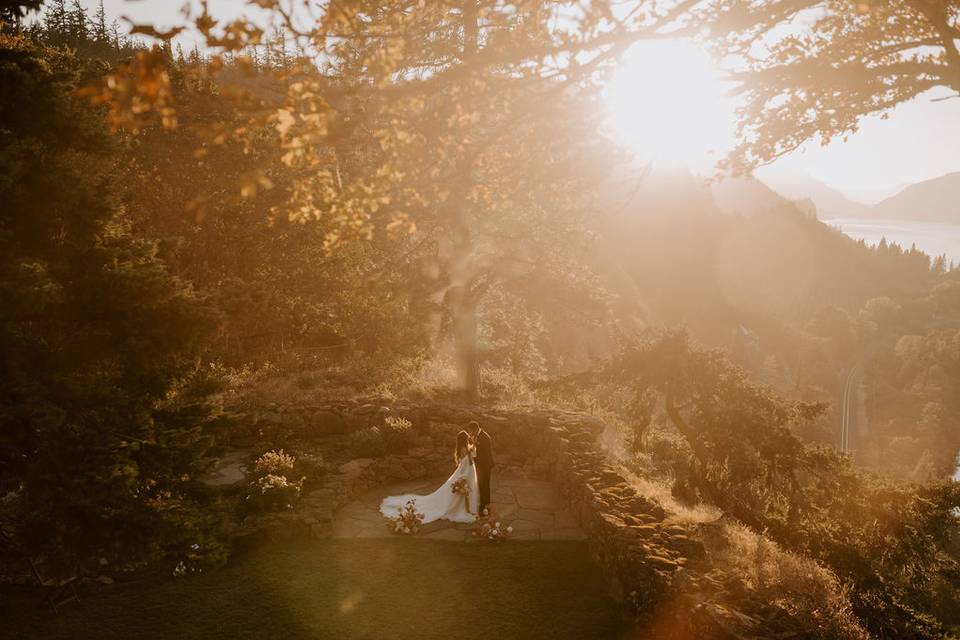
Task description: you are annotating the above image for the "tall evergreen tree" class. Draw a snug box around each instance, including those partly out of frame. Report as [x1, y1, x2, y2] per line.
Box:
[0, 33, 222, 576]
[92, 0, 107, 43]
[41, 0, 66, 44]
[67, 0, 86, 44]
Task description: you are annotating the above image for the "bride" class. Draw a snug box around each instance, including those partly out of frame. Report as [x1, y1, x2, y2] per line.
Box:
[380, 430, 479, 524]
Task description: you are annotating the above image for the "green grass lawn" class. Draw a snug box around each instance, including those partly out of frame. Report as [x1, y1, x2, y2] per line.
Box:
[1, 540, 628, 639]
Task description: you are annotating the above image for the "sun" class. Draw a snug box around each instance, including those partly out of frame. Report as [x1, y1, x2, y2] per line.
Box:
[604, 39, 736, 171]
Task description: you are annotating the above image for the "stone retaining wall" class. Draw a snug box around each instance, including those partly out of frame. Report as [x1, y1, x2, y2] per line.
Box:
[225, 400, 698, 622]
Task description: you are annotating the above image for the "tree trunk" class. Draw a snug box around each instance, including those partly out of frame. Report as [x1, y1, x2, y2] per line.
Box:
[451, 285, 480, 401]
[451, 0, 481, 402]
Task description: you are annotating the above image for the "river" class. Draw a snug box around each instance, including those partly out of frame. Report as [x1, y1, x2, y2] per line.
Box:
[828, 218, 960, 265]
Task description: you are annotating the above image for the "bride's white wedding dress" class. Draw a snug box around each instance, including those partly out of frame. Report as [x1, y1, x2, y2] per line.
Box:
[380, 448, 479, 524]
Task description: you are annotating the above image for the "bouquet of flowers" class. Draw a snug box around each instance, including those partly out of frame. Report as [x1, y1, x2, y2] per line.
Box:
[472, 508, 513, 542]
[451, 477, 471, 514]
[389, 499, 424, 535]
[451, 478, 470, 497]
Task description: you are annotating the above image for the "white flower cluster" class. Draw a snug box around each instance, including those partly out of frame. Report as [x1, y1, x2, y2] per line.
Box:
[481, 520, 513, 541]
[256, 473, 302, 497]
[473, 508, 513, 542]
[254, 449, 296, 476]
[384, 416, 412, 430]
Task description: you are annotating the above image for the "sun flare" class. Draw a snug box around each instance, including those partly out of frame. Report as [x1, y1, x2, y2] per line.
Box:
[604, 39, 735, 170]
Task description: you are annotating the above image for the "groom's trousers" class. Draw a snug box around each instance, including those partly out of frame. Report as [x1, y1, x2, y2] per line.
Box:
[477, 465, 492, 513]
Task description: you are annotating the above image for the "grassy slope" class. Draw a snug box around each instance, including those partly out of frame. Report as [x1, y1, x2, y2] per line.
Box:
[1, 540, 626, 640]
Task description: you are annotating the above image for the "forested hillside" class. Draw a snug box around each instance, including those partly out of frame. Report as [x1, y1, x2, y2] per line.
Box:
[2, 1, 959, 638]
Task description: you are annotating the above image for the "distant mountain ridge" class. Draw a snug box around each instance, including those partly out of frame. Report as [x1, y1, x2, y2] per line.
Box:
[758, 171, 869, 219]
[756, 170, 960, 225]
[842, 183, 910, 205]
[710, 175, 794, 216]
[871, 171, 960, 224]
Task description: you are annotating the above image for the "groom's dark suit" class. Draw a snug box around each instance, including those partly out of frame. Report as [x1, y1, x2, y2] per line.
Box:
[474, 429, 494, 514]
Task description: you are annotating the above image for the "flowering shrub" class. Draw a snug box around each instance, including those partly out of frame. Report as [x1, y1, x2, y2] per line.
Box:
[472, 508, 513, 542]
[350, 427, 386, 457]
[246, 473, 304, 512]
[254, 449, 296, 478]
[383, 415, 413, 452]
[389, 499, 424, 535]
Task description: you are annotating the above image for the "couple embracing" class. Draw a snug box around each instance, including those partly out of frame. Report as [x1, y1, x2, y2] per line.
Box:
[379, 421, 494, 523]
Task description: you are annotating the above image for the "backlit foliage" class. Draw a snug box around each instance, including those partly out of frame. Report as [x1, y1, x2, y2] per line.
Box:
[602, 330, 960, 639]
[80, 0, 707, 397]
[692, 0, 960, 173]
[87, 1, 696, 244]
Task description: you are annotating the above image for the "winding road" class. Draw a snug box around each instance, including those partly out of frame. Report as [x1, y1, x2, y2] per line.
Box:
[839, 363, 862, 453]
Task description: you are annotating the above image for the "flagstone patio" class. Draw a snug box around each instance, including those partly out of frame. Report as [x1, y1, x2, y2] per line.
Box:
[332, 472, 586, 542]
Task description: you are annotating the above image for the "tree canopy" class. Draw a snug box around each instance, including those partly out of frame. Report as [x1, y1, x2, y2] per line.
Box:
[693, 0, 960, 173]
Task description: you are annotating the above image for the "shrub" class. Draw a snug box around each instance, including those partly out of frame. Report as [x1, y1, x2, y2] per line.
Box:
[246, 474, 303, 512]
[254, 449, 296, 479]
[604, 329, 960, 638]
[294, 452, 327, 482]
[382, 416, 413, 453]
[350, 427, 386, 457]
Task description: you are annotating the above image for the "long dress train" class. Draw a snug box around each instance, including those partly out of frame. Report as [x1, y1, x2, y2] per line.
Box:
[379, 450, 479, 524]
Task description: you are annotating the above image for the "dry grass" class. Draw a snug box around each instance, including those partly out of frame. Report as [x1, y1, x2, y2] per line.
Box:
[709, 522, 870, 640]
[622, 470, 721, 525]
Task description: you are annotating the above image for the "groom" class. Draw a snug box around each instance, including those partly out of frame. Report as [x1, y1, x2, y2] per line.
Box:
[468, 421, 494, 514]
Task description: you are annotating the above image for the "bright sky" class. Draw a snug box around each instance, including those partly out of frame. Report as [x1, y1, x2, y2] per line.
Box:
[773, 87, 960, 193]
[83, 1, 960, 195]
[86, 0, 241, 29]
[606, 39, 960, 195]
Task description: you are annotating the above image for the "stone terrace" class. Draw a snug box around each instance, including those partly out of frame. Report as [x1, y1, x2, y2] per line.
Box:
[333, 473, 586, 541]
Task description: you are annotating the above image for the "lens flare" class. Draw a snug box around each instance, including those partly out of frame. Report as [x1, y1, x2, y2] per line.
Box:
[604, 39, 735, 171]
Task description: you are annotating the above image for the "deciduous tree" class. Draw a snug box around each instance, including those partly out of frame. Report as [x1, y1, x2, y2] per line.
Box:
[694, 0, 960, 173]
[86, 0, 696, 397]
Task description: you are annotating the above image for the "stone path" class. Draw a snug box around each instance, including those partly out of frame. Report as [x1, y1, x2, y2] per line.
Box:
[201, 449, 251, 487]
[332, 473, 586, 542]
